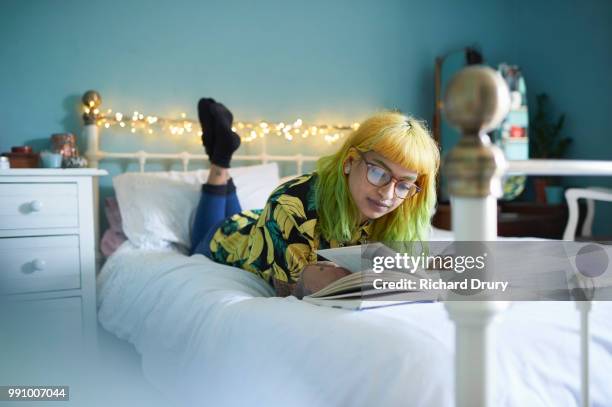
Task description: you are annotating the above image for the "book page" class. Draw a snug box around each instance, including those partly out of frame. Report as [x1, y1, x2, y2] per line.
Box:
[317, 246, 366, 273]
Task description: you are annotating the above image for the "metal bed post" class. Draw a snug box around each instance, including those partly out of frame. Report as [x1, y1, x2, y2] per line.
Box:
[577, 300, 592, 407]
[441, 66, 512, 407]
[261, 133, 269, 164]
[82, 91, 103, 267]
[440, 67, 612, 407]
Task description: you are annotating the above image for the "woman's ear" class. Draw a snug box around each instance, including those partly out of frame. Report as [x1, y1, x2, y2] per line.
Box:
[343, 161, 351, 175]
[343, 147, 358, 175]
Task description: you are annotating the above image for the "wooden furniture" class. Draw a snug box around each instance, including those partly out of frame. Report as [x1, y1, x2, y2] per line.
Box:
[0, 168, 107, 350]
[433, 201, 572, 239]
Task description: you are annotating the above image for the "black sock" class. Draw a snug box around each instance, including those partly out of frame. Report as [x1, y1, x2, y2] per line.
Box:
[202, 183, 227, 195]
[201, 178, 236, 195]
[197, 98, 216, 158]
[209, 102, 241, 168]
[226, 178, 236, 194]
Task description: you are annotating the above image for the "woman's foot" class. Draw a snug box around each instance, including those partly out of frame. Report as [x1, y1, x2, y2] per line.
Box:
[209, 102, 241, 168]
[197, 98, 216, 158]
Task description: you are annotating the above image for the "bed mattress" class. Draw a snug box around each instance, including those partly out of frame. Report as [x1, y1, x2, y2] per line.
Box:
[97, 241, 612, 407]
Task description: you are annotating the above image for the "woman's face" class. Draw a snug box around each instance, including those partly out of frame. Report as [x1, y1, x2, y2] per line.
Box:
[346, 149, 419, 221]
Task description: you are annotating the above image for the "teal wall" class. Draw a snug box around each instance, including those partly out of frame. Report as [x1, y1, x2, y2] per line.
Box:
[1, 0, 610, 235]
[512, 0, 612, 235]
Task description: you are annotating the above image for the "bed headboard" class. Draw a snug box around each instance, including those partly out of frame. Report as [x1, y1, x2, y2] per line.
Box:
[80, 91, 331, 175]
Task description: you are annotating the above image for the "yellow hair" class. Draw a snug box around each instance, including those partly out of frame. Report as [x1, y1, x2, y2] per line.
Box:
[315, 111, 440, 242]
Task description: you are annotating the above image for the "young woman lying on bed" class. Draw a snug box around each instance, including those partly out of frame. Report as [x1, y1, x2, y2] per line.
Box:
[190, 98, 440, 297]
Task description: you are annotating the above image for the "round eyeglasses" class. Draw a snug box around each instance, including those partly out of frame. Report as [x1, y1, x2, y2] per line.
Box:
[356, 150, 421, 199]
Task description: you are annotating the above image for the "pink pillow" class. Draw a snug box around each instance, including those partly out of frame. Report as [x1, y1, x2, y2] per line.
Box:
[101, 197, 127, 257]
[105, 196, 123, 231]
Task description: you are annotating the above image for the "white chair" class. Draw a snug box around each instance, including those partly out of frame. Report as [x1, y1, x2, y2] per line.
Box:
[563, 187, 612, 241]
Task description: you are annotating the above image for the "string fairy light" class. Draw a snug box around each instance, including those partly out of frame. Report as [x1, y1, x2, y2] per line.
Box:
[87, 105, 359, 144]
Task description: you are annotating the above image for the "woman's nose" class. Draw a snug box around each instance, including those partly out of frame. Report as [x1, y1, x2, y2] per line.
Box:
[377, 182, 395, 199]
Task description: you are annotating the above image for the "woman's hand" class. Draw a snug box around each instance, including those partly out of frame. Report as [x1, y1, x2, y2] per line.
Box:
[293, 261, 351, 299]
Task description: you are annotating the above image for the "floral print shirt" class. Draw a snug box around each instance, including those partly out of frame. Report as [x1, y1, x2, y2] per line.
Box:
[208, 173, 370, 296]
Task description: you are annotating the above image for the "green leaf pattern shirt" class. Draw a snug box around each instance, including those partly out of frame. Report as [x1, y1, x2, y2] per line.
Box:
[208, 173, 371, 296]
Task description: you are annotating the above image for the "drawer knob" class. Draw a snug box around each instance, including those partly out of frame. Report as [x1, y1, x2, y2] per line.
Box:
[29, 200, 43, 212]
[32, 259, 46, 271]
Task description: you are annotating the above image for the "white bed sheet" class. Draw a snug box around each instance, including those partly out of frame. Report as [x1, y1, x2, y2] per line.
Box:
[97, 241, 612, 407]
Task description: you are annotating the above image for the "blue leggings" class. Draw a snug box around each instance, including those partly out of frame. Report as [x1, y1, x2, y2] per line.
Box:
[190, 180, 242, 257]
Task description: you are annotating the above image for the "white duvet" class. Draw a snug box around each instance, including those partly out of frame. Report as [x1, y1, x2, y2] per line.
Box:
[97, 242, 612, 407]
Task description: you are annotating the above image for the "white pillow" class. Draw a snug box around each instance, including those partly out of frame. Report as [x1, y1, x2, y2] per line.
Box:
[113, 163, 280, 250]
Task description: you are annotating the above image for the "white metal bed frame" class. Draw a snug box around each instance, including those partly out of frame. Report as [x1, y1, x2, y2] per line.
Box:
[83, 69, 612, 407]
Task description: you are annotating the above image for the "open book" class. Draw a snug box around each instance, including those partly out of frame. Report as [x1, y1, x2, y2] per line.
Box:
[302, 244, 439, 310]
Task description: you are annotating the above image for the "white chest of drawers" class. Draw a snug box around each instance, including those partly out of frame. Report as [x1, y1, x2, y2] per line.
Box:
[0, 168, 107, 350]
